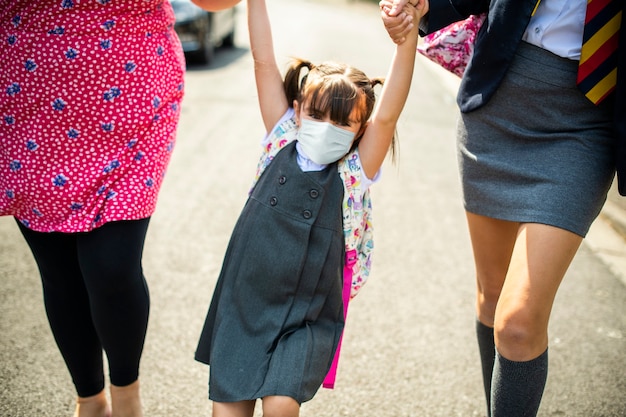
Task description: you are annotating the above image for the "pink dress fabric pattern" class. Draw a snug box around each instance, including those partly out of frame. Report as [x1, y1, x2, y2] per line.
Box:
[417, 13, 486, 77]
[0, 0, 185, 232]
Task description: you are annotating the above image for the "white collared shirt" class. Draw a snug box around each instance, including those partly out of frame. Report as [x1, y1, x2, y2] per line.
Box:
[522, 0, 587, 60]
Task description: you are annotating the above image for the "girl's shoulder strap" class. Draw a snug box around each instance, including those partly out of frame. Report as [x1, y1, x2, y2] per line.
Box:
[250, 113, 298, 193]
[338, 150, 374, 299]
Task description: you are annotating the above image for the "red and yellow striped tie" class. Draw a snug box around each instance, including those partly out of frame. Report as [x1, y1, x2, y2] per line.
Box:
[577, 0, 622, 105]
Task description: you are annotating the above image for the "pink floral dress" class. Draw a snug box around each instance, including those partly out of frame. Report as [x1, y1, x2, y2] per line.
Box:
[417, 13, 486, 77]
[0, 0, 185, 232]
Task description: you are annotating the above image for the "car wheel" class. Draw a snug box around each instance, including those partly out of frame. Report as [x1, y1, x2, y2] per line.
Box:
[222, 29, 235, 48]
[195, 13, 214, 65]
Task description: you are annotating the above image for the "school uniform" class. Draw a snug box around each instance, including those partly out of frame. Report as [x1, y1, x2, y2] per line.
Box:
[422, 0, 624, 236]
[195, 140, 345, 404]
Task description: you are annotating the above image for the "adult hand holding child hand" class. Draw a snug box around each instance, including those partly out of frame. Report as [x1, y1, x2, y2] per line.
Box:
[380, 0, 428, 44]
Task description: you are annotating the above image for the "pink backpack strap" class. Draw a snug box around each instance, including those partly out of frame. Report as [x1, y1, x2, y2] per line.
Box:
[322, 248, 357, 389]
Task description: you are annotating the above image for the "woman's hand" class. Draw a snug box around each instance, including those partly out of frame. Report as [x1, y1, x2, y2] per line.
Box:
[380, 0, 428, 44]
[385, 0, 410, 16]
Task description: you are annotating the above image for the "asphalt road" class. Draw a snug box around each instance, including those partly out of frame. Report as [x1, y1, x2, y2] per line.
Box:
[1, 1, 625, 416]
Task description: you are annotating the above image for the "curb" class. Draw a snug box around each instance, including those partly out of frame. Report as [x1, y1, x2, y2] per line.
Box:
[605, 182, 626, 240]
[587, 171, 626, 288]
[587, 201, 626, 288]
[601, 196, 626, 240]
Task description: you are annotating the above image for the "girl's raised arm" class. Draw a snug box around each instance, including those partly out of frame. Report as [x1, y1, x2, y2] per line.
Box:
[246, 0, 290, 132]
[358, 1, 425, 179]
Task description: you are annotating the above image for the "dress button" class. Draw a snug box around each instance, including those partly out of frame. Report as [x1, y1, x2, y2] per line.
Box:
[309, 189, 319, 198]
[303, 210, 312, 219]
[278, 175, 286, 185]
[270, 196, 278, 206]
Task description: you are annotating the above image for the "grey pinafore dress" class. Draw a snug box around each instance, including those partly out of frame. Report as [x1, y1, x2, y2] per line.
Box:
[195, 141, 345, 404]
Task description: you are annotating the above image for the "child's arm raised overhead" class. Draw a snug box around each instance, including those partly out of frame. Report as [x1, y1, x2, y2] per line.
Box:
[247, 0, 290, 133]
[358, 0, 426, 179]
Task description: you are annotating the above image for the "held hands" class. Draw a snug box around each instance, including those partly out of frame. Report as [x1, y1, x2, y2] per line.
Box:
[380, 0, 428, 44]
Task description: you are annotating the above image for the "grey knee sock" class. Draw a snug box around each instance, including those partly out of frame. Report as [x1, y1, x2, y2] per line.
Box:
[491, 348, 548, 417]
[476, 320, 495, 416]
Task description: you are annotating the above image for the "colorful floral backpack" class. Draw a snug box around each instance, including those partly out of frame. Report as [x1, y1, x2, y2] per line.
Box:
[417, 13, 486, 77]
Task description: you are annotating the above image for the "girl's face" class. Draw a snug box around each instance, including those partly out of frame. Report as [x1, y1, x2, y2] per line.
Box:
[293, 99, 364, 165]
[293, 100, 362, 139]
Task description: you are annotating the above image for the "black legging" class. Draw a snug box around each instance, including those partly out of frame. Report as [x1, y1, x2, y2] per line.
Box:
[17, 218, 151, 397]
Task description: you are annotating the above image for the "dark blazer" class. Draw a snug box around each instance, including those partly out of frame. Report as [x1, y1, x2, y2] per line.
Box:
[421, 0, 626, 195]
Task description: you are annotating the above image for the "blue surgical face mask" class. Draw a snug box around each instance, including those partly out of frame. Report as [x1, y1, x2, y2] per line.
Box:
[297, 118, 356, 165]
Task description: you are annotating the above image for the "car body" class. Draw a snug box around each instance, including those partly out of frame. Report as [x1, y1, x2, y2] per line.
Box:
[171, 0, 237, 65]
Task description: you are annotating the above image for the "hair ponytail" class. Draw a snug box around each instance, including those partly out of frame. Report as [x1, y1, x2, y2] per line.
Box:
[370, 77, 384, 89]
[284, 58, 313, 105]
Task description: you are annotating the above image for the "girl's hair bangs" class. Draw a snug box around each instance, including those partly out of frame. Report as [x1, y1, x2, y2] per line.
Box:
[303, 75, 366, 125]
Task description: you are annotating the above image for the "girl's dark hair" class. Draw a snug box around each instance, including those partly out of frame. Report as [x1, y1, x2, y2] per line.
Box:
[284, 58, 397, 159]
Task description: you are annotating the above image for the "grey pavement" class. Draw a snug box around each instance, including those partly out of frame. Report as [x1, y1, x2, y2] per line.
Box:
[1, 1, 625, 416]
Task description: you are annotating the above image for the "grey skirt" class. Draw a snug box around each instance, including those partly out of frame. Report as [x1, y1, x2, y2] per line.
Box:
[458, 41, 616, 237]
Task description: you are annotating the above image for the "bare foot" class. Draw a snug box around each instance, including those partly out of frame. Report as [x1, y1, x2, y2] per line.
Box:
[73, 390, 111, 417]
[110, 380, 143, 417]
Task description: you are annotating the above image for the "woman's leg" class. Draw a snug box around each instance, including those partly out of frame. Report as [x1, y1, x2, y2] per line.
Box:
[74, 391, 111, 417]
[494, 222, 581, 360]
[16, 220, 109, 416]
[468, 212, 583, 417]
[465, 212, 519, 415]
[76, 218, 151, 417]
[109, 381, 143, 417]
[489, 222, 581, 417]
[212, 400, 256, 417]
[262, 396, 300, 417]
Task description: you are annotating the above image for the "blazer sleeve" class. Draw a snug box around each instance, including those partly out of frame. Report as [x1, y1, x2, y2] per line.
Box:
[456, 0, 539, 112]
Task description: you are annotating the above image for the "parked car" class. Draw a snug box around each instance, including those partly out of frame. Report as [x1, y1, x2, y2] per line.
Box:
[171, 0, 237, 65]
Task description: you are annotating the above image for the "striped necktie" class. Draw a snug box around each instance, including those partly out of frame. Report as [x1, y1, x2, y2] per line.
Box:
[577, 0, 622, 105]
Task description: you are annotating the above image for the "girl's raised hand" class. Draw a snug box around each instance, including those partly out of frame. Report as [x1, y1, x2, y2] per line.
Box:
[380, 0, 428, 44]
[384, 0, 410, 16]
[380, 0, 412, 44]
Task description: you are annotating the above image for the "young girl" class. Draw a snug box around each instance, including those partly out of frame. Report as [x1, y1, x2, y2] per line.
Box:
[194, 0, 424, 416]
